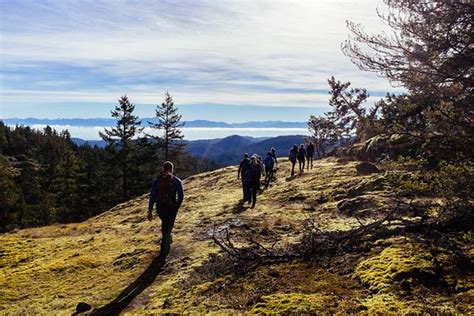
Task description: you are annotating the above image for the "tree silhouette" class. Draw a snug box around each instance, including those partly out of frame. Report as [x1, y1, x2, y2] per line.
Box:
[100, 95, 143, 199]
[342, 0, 474, 160]
[148, 92, 185, 161]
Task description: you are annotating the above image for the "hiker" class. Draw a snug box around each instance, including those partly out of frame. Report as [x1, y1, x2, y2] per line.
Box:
[270, 147, 277, 166]
[289, 145, 298, 177]
[298, 144, 306, 172]
[237, 153, 251, 202]
[148, 161, 184, 261]
[249, 155, 264, 208]
[306, 142, 315, 169]
[263, 151, 276, 188]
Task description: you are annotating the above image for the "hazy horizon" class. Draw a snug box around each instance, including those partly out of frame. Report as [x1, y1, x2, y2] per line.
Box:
[27, 124, 309, 141]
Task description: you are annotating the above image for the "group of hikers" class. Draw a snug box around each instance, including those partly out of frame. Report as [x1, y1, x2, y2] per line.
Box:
[147, 142, 316, 261]
[237, 142, 316, 208]
[289, 142, 315, 177]
[237, 148, 278, 209]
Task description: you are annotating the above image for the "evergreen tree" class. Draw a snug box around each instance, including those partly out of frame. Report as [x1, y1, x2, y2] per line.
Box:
[148, 92, 185, 161]
[0, 157, 20, 232]
[52, 149, 86, 222]
[0, 122, 6, 155]
[100, 95, 143, 199]
[342, 0, 474, 160]
[307, 116, 338, 157]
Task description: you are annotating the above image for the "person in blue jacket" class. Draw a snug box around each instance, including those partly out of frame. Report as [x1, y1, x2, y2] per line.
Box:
[148, 161, 184, 261]
[263, 151, 276, 188]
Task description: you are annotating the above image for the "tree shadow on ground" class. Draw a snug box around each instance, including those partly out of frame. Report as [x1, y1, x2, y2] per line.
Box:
[88, 254, 165, 316]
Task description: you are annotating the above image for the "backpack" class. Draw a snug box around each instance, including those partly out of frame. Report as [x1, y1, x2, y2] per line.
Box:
[156, 174, 175, 208]
[250, 163, 261, 180]
[263, 156, 274, 170]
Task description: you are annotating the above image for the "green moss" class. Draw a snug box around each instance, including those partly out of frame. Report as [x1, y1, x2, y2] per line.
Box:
[355, 238, 437, 293]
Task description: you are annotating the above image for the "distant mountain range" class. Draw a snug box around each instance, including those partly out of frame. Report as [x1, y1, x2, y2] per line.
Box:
[71, 134, 309, 165]
[3, 118, 307, 128]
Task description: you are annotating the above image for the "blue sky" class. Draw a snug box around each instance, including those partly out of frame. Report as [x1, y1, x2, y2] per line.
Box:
[0, 0, 398, 122]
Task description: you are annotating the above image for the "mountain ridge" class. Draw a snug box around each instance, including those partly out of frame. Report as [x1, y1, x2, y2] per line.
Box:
[2, 118, 307, 128]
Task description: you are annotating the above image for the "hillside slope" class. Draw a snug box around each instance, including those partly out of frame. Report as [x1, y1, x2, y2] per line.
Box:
[0, 159, 472, 314]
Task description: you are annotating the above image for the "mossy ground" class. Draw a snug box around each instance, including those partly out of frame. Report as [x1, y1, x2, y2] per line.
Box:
[0, 159, 472, 314]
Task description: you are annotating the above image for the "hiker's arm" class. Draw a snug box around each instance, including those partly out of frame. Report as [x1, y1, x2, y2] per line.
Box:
[176, 179, 184, 209]
[237, 163, 242, 179]
[148, 180, 157, 213]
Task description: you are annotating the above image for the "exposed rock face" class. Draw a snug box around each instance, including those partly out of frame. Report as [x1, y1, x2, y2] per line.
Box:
[355, 162, 380, 175]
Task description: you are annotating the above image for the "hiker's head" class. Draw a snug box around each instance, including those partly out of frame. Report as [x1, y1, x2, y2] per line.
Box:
[163, 161, 174, 174]
[293, 145, 298, 150]
[271, 147, 275, 153]
[244, 153, 249, 159]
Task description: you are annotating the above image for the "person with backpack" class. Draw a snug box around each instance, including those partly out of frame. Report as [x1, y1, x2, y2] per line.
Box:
[237, 153, 251, 203]
[289, 145, 298, 177]
[148, 161, 184, 261]
[298, 144, 306, 173]
[249, 155, 264, 208]
[306, 142, 315, 169]
[263, 151, 276, 188]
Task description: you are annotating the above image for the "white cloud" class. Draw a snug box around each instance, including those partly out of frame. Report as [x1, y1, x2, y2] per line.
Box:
[1, 0, 396, 116]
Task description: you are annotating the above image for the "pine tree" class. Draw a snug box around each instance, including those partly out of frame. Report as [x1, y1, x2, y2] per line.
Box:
[342, 0, 474, 160]
[148, 92, 185, 161]
[52, 149, 86, 222]
[100, 95, 143, 199]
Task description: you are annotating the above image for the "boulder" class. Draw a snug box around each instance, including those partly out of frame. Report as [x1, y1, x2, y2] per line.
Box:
[355, 162, 380, 175]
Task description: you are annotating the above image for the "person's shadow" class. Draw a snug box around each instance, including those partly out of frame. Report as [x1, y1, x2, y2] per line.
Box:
[232, 200, 247, 213]
[87, 254, 166, 315]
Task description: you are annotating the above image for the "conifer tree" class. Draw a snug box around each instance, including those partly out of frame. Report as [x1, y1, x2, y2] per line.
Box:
[148, 92, 185, 161]
[100, 95, 143, 199]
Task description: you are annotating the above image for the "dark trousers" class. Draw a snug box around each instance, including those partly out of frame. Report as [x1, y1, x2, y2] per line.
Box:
[298, 159, 305, 172]
[290, 160, 296, 177]
[242, 179, 251, 202]
[157, 208, 178, 258]
[264, 169, 273, 188]
[307, 155, 313, 169]
[249, 181, 259, 207]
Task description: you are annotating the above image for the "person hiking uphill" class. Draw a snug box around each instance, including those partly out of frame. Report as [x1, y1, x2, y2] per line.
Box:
[263, 151, 276, 188]
[249, 155, 264, 208]
[306, 142, 315, 169]
[237, 153, 251, 203]
[289, 145, 298, 177]
[270, 147, 277, 167]
[148, 161, 184, 261]
[298, 144, 306, 173]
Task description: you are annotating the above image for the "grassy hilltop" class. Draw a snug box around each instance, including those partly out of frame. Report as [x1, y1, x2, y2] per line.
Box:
[0, 159, 472, 314]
